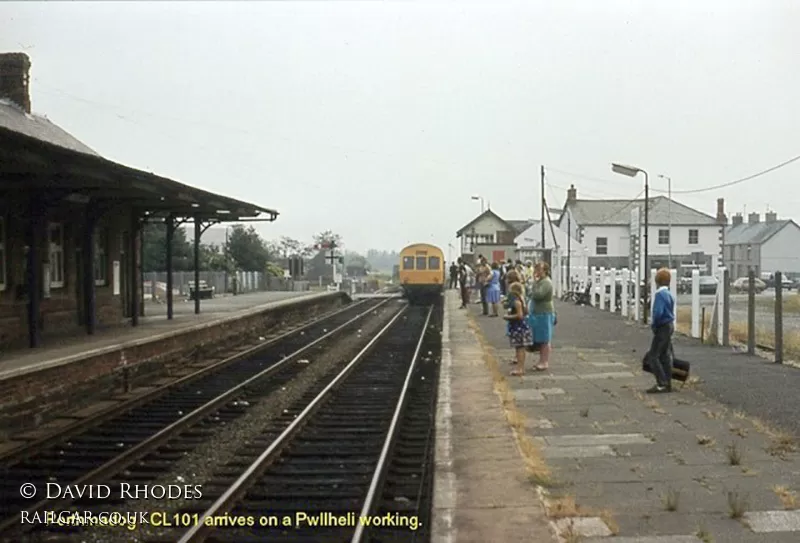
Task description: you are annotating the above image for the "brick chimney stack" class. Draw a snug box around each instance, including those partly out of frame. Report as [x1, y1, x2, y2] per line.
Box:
[567, 184, 577, 203]
[765, 211, 777, 223]
[0, 52, 32, 113]
[716, 198, 727, 224]
[732, 213, 743, 226]
[748, 212, 760, 224]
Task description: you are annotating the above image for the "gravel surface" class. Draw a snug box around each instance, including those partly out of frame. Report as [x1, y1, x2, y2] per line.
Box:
[56, 302, 404, 543]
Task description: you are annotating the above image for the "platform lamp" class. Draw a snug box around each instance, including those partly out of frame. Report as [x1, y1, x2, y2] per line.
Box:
[612, 162, 649, 324]
[471, 195, 485, 213]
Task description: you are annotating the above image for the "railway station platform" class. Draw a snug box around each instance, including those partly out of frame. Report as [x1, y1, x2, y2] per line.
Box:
[435, 289, 800, 542]
[0, 291, 350, 438]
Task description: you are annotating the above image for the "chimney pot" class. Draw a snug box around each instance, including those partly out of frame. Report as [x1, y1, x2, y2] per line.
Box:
[567, 184, 577, 203]
[0, 52, 31, 113]
[716, 198, 727, 224]
[748, 212, 760, 224]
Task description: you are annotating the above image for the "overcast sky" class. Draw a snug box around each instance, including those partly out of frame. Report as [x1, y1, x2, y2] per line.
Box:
[2, 0, 798, 257]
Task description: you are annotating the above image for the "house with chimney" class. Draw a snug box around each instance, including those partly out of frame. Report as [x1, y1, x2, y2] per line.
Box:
[0, 52, 277, 350]
[556, 184, 726, 273]
[455, 209, 534, 265]
[724, 211, 800, 280]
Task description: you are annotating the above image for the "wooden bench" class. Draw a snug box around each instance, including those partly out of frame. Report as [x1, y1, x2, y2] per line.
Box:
[188, 280, 215, 300]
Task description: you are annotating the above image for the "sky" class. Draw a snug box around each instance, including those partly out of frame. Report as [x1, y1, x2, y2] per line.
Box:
[2, 0, 799, 257]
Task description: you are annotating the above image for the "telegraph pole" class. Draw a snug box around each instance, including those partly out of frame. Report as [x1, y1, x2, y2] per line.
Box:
[541, 165, 546, 249]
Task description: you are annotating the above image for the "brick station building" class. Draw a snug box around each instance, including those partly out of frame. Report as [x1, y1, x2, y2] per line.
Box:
[0, 52, 278, 351]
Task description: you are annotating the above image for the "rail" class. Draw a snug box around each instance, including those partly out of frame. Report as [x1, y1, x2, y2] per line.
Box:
[0, 297, 396, 536]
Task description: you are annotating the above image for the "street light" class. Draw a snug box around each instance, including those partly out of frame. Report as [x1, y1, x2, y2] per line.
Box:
[658, 174, 672, 269]
[471, 195, 485, 213]
[612, 162, 650, 324]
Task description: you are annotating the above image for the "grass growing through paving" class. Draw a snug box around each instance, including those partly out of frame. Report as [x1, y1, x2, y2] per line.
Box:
[466, 316, 620, 538]
[675, 307, 800, 361]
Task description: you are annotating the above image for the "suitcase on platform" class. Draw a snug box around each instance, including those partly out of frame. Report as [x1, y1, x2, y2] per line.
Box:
[642, 354, 691, 382]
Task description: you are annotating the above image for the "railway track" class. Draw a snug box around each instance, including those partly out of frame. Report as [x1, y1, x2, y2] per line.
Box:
[145, 302, 440, 543]
[0, 295, 400, 538]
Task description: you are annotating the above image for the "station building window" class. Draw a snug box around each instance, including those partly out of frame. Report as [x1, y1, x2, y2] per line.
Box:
[49, 223, 65, 288]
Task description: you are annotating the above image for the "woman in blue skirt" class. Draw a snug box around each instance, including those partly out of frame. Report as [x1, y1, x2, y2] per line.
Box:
[528, 261, 555, 371]
[486, 262, 502, 316]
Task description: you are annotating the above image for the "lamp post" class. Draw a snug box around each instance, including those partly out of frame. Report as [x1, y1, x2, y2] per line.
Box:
[658, 174, 672, 269]
[612, 162, 650, 324]
[471, 195, 485, 213]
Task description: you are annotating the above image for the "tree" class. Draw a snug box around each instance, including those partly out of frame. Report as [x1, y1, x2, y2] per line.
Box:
[277, 236, 303, 259]
[200, 243, 229, 271]
[227, 224, 270, 272]
[141, 223, 193, 272]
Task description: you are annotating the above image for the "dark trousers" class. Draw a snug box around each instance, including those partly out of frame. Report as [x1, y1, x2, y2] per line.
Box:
[480, 285, 488, 314]
[459, 283, 469, 307]
[449, 275, 457, 289]
[500, 277, 507, 296]
[647, 323, 674, 387]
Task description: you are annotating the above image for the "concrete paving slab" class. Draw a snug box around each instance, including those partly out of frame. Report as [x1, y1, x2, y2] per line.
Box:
[582, 536, 702, 542]
[581, 371, 637, 380]
[553, 516, 612, 537]
[745, 510, 800, 532]
[591, 362, 629, 368]
[543, 445, 616, 458]
[543, 433, 652, 447]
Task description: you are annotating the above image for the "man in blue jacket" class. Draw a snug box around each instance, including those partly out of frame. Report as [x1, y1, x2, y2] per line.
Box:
[646, 268, 676, 393]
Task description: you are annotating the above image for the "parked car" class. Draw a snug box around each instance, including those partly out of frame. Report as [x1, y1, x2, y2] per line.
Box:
[698, 275, 719, 295]
[732, 276, 766, 293]
[769, 276, 795, 291]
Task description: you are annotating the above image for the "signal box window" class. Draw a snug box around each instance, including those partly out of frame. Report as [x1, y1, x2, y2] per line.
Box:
[416, 256, 427, 270]
[428, 256, 441, 269]
[402, 256, 415, 270]
[595, 237, 608, 255]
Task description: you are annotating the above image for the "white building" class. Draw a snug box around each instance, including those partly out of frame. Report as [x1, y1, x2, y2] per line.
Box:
[556, 185, 725, 274]
[724, 212, 800, 279]
[515, 220, 589, 287]
[455, 209, 533, 264]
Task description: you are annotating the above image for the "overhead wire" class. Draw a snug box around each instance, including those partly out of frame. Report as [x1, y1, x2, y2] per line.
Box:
[546, 151, 800, 196]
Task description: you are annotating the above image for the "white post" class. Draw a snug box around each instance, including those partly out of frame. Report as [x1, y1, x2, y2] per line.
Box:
[621, 268, 630, 317]
[669, 268, 677, 304]
[609, 268, 617, 314]
[650, 268, 657, 313]
[691, 269, 700, 338]
[716, 266, 726, 345]
[634, 267, 641, 322]
[599, 267, 606, 310]
[589, 266, 596, 306]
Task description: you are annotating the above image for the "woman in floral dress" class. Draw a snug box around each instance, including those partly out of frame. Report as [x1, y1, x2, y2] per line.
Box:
[504, 281, 533, 376]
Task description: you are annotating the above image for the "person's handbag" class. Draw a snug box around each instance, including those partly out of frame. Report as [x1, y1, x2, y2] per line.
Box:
[641, 354, 691, 382]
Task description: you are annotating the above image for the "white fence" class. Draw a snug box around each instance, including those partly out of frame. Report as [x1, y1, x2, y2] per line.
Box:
[569, 264, 730, 345]
[142, 271, 310, 300]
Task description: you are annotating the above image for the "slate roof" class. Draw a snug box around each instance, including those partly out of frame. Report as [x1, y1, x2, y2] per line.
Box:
[506, 219, 536, 233]
[560, 196, 717, 226]
[456, 209, 529, 236]
[0, 98, 98, 156]
[725, 220, 797, 245]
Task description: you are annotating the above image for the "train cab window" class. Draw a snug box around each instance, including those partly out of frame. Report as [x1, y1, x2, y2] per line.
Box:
[428, 256, 441, 270]
[402, 256, 415, 270]
[416, 256, 427, 270]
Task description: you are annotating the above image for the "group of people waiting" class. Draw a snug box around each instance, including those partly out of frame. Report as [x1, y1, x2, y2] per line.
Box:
[449, 257, 555, 375]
